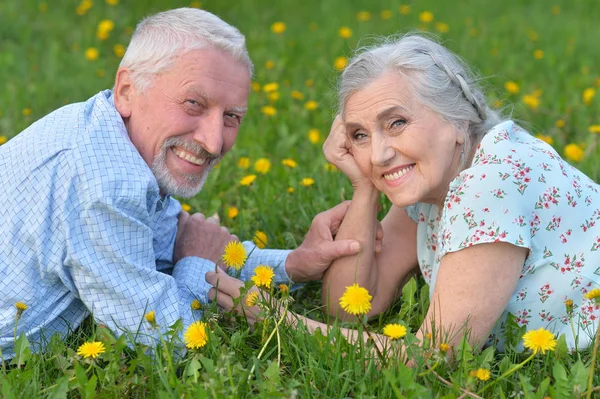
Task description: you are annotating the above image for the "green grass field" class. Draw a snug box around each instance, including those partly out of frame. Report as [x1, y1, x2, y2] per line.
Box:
[1, 0, 600, 397]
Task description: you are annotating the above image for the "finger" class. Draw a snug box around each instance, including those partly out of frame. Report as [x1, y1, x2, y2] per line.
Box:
[376, 222, 384, 240]
[320, 239, 361, 260]
[375, 239, 383, 254]
[317, 201, 352, 231]
[206, 270, 244, 298]
[209, 288, 236, 311]
[206, 212, 220, 224]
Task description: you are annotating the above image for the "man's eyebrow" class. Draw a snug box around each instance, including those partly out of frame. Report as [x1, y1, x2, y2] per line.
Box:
[228, 106, 248, 113]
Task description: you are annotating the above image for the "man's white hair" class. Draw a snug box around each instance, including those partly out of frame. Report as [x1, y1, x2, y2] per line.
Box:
[119, 7, 253, 92]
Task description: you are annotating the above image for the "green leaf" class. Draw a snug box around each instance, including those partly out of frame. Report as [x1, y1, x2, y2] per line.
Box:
[85, 375, 97, 399]
[535, 377, 550, 399]
[569, 359, 588, 395]
[555, 333, 568, 359]
[46, 376, 70, 399]
[552, 362, 570, 398]
[1, 379, 16, 399]
[74, 362, 88, 391]
[11, 333, 31, 367]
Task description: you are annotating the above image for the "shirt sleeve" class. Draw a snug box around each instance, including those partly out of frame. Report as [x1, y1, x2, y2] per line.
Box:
[62, 194, 202, 346]
[438, 165, 535, 259]
[238, 242, 292, 284]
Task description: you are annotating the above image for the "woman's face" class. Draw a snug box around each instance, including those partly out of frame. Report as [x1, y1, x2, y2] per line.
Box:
[343, 71, 464, 207]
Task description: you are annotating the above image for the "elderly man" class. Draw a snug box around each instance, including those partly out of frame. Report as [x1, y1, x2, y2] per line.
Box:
[0, 8, 361, 358]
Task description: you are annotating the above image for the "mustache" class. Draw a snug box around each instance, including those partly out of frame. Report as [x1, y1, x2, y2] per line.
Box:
[162, 137, 221, 161]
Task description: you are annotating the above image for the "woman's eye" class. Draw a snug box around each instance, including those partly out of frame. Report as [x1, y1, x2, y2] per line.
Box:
[352, 132, 368, 141]
[391, 118, 406, 128]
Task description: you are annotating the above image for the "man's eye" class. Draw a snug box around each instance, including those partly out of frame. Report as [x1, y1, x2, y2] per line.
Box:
[225, 113, 242, 126]
[185, 100, 200, 106]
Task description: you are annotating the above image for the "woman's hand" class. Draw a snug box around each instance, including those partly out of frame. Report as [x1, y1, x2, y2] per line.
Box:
[323, 115, 372, 189]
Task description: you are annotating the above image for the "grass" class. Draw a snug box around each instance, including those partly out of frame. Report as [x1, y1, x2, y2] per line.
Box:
[1, 0, 600, 397]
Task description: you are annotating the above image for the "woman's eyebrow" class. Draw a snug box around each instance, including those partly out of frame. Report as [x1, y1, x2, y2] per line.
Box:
[376, 105, 409, 121]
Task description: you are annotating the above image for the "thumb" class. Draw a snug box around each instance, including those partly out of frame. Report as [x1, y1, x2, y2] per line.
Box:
[320, 239, 361, 260]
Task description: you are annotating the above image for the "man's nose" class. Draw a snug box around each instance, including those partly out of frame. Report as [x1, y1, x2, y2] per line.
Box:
[192, 111, 224, 156]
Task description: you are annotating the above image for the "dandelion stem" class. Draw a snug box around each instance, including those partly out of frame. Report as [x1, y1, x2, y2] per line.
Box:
[477, 352, 535, 394]
[569, 314, 579, 353]
[358, 317, 385, 365]
[248, 306, 288, 380]
[585, 320, 600, 399]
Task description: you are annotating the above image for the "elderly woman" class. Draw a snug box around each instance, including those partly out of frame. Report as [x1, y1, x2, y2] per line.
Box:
[208, 34, 600, 353]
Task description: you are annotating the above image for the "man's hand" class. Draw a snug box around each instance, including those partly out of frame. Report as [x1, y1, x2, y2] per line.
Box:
[285, 201, 384, 282]
[173, 212, 237, 264]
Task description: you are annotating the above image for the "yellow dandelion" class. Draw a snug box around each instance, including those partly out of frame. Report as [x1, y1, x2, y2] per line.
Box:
[523, 94, 540, 110]
[291, 90, 304, 100]
[556, 119, 565, 128]
[528, 30, 539, 41]
[113, 44, 126, 58]
[265, 60, 275, 70]
[15, 302, 28, 312]
[261, 106, 276, 116]
[281, 158, 298, 168]
[0, 136, 7, 145]
[240, 174, 257, 186]
[522, 328, 557, 354]
[435, 22, 449, 33]
[419, 11, 434, 23]
[238, 157, 250, 169]
[583, 88, 596, 105]
[356, 11, 371, 21]
[263, 82, 279, 93]
[334, 56, 348, 71]
[227, 206, 239, 219]
[383, 323, 407, 340]
[96, 69, 106, 78]
[425, 332, 432, 340]
[254, 231, 268, 249]
[268, 92, 280, 102]
[475, 368, 491, 381]
[301, 178, 315, 187]
[533, 49, 544, 59]
[584, 288, 600, 305]
[564, 143, 584, 162]
[287, 187, 295, 194]
[588, 125, 600, 134]
[380, 10, 393, 19]
[251, 82, 261, 92]
[39, 2, 48, 12]
[181, 203, 192, 212]
[535, 134, 554, 145]
[339, 283, 372, 316]
[338, 26, 352, 39]
[106, 0, 118, 4]
[245, 291, 259, 307]
[191, 299, 202, 310]
[308, 128, 321, 144]
[551, 5, 560, 14]
[189, 0, 201, 8]
[77, 341, 106, 359]
[279, 284, 290, 294]
[96, 19, 114, 41]
[76, 0, 93, 15]
[85, 47, 99, 61]
[324, 163, 337, 172]
[22, 108, 32, 116]
[399, 4, 411, 15]
[271, 22, 286, 34]
[305, 79, 314, 87]
[251, 265, 275, 288]
[492, 99, 503, 108]
[145, 311, 156, 325]
[254, 158, 271, 174]
[504, 81, 520, 94]
[439, 343, 450, 353]
[184, 321, 209, 349]
[304, 101, 318, 111]
[565, 298, 574, 314]
[222, 241, 247, 270]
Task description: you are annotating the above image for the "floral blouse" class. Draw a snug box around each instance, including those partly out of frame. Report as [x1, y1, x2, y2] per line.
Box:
[405, 120, 600, 350]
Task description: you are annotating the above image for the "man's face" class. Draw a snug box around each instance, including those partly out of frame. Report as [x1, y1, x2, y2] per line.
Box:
[121, 47, 251, 198]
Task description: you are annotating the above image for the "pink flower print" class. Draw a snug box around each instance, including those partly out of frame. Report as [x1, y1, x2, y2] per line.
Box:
[491, 189, 507, 199]
[530, 213, 541, 237]
[482, 207, 489, 213]
[498, 172, 510, 181]
[545, 216, 561, 232]
[480, 173, 486, 180]
[591, 237, 600, 252]
[559, 229, 572, 244]
[516, 287, 527, 302]
[581, 219, 595, 233]
[418, 212, 425, 223]
[515, 309, 531, 326]
[542, 247, 553, 259]
[535, 187, 561, 209]
[494, 130, 510, 143]
[566, 192, 577, 207]
[572, 179, 582, 198]
[539, 309, 553, 322]
[585, 196, 593, 206]
[570, 276, 583, 288]
[538, 162, 552, 172]
[463, 208, 477, 229]
[513, 215, 526, 227]
[538, 283, 554, 303]
[538, 174, 547, 183]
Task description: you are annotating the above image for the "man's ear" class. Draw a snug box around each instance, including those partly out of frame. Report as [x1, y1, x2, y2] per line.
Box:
[114, 68, 134, 118]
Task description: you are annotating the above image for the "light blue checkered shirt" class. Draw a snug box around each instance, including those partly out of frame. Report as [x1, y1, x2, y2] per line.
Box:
[0, 90, 291, 358]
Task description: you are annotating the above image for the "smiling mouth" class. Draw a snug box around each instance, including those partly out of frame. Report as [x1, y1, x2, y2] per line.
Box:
[383, 164, 415, 181]
[172, 147, 207, 166]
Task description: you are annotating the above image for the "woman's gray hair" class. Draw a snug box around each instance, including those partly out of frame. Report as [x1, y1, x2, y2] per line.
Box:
[119, 8, 253, 92]
[339, 33, 503, 166]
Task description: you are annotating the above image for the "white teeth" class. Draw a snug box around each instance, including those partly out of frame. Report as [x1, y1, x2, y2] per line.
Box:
[383, 165, 414, 181]
[172, 148, 206, 166]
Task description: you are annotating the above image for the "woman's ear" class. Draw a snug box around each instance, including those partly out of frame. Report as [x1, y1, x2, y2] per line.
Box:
[113, 68, 134, 118]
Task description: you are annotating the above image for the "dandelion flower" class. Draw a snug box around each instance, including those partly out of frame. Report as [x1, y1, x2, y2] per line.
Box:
[145, 311, 156, 326]
[324, 163, 337, 172]
[338, 26, 352, 39]
[439, 343, 450, 353]
[184, 321, 209, 349]
[522, 94, 540, 110]
[588, 125, 600, 134]
[304, 101, 318, 111]
[191, 299, 202, 310]
[419, 11, 434, 23]
[281, 159, 298, 168]
[380, 10, 393, 19]
[261, 106, 276, 116]
[254, 231, 268, 249]
[22, 108, 32, 116]
[271, 22, 286, 34]
[287, 187, 295, 194]
[254, 158, 271, 174]
[535, 134, 554, 145]
[240, 174, 257, 186]
[265, 60, 275, 70]
[504, 81, 520, 95]
[564, 298, 574, 314]
[77, 341, 106, 359]
[305, 79, 314, 87]
[245, 291, 259, 307]
[227, 206, 239, 219]
[399, 4, 411, 15]
[339, 283, 372, 315]
[263, 82, 279, 93]
[356, 11, 371, 21]
[113, 44, 125, 58]
[475, 368, 491, 381]
[383, 324, 407, 340]
[268, 92, 280, 102]
[556, 119, 565, 128]
[15, 302, 28, 312]
[308, 129, 320, 144]
[181, 203, 192, 212]
[251, 82, 261, 92]
[533, 49, 544, 59]
[435, 22, 449, 33]
[279, 284, 290, 294]
[564, 143, 584, 162]
[334, 56, 348, 71]
[522, 328, 557, 354]
[291, 91, 304, 100]
[85, 48, 99, 61]
[251, 265, 275, 288]
[0, 136, 7, 145]
[238, 157, 250, 169]
[222, 241, 247, 270]
[584, 288, 600, 305]
[583, 88, 596, 105]
[106, 0, 119, 4]
[301, 178, 315, 187]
